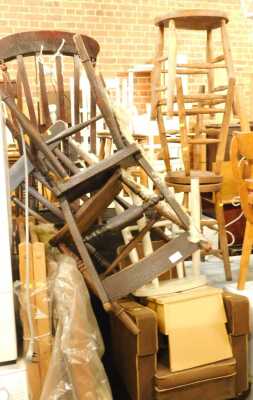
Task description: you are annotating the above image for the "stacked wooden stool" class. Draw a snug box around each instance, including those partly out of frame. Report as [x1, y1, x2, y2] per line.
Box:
[151, 10, 237, 281]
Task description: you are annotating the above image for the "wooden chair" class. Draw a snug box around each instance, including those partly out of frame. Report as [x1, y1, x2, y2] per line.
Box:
[231, 132, 253, 289]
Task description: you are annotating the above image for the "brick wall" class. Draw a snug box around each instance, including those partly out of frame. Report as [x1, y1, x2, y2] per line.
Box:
[1, 0, 253, 115]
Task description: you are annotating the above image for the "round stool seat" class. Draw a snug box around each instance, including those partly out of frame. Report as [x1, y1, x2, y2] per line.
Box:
[166, 170, 222, 185]
[154, 10, 228, 30]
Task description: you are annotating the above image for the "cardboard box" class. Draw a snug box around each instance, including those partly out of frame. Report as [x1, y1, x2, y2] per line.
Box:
[148, 286, 233, 372]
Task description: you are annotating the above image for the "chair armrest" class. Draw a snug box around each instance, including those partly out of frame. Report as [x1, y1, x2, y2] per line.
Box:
[223, 291, 250, 336]
[110, 300, 158, 400]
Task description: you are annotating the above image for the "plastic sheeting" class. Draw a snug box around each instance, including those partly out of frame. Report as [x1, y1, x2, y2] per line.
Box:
[40, 256, 112, 400]
[40, 254, 112, 400]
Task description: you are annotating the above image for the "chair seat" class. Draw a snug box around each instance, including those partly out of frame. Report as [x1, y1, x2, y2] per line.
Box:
[154, 10, 228, 30]
[155, 357, 236, 391]
[166, 170, 223, 185]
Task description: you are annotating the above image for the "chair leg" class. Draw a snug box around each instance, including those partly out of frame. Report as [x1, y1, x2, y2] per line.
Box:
[214, 191, 232, 281]
[60, 197, 110, 305]
[238, 220, 253, 290]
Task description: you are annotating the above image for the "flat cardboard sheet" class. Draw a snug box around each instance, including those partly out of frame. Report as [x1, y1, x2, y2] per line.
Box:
[169, 324, 233, 372]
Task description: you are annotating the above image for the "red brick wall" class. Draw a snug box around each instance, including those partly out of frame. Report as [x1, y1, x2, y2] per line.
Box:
[1, 0, 253, 115]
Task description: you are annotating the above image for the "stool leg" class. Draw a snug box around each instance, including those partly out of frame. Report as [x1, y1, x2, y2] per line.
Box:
[214, 191, 232, 281]
[151, 25, 164, 119]
[104, 137, 113, 158]
[206, 29, 214, 94]
[98, 137, 106, 160]
[238, 220, 253, 290]
[167, 19, 177, 118]
[157, 107, 171, 172]
[190, 178, 201, 277]
[221, 19, 238, 116]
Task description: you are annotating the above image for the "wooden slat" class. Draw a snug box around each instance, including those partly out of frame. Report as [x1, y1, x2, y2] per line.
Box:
[38, 60, 52, 129]
[73, 54, 81, 142]
[55, 55, 66, 121]
[90, 89, 97, 153]
[30, 224, 52, 383]
[17, 55, 37, 126]
[18, 238, 42, 400]
[102, 232, 198, 301]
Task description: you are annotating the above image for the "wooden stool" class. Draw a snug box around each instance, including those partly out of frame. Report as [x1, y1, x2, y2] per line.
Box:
[150, 11, 236, 281]
[151, 9, 235, 119]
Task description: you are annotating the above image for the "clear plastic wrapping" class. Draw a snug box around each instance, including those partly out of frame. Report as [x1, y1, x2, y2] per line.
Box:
[40, 254, 112, 400]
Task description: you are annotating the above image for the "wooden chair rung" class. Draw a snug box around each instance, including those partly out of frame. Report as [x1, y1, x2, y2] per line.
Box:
[211, 85, 228, 92]
[163, 107, 225, 116]
[162, 68, 209, 74]
[188, 138, 220, 144]
[177, 62, 226, 69]
[211, 54, 225, 63]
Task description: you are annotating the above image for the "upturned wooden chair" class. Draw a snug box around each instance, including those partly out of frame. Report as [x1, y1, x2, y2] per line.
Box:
[231, 132, 253, 289]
